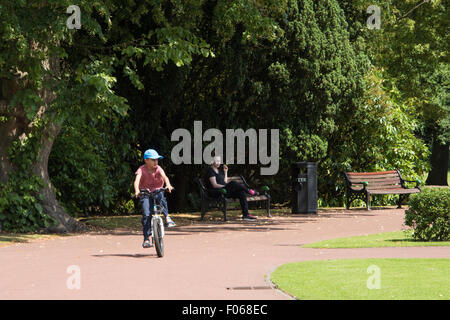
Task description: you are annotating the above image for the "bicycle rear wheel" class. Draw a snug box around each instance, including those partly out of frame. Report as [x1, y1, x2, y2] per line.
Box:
[152, 217, 164, 257]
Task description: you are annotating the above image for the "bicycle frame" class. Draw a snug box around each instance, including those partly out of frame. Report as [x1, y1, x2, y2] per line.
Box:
[152, 202, 165, 238]
[138, 188, 168, 257]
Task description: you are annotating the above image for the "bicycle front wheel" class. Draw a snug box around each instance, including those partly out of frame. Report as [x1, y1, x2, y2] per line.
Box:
[152, 217, 164, 257]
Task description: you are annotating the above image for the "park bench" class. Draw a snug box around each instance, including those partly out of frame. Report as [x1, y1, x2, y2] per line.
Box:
[343, 169, 421, 210]
[196, 175, 271, 221]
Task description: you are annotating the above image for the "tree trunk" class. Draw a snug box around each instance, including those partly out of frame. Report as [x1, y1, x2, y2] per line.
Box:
[0, 60, 87, 233]
[32, 121, 88, 233]
[426, 139, 449, 186]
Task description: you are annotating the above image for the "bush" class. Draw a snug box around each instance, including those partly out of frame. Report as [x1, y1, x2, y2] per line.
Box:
[405, 187, 450, 241]
[49, 117, 139, 216]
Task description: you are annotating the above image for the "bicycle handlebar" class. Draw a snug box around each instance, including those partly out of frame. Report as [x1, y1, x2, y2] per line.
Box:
[132, 187, 172, 199]
[141, 187, 169, 194]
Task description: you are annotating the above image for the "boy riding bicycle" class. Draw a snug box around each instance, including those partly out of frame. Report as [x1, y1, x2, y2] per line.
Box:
[134, 149, 175, 248]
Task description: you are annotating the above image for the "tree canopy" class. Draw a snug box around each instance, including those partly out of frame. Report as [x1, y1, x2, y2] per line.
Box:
[0, 0, 447, 232]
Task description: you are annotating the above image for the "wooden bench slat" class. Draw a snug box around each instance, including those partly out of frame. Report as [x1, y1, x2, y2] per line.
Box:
[347, 173, 400, 179]
[352, 186, 403, 192]
[367, 181, 402, 186]
[349, 177, 400, 184]
[348, 174, 400, 182]
[347, 172, 399, 177]
[368, 186, 403, 191]
[226, 195, 269, 202]
[347, 170, 397, 176]
[369, 188, 420, 195]
[349, 178, 402, 186]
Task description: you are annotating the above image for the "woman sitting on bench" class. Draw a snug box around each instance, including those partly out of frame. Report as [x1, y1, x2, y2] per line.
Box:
[205, 156, 257, 221]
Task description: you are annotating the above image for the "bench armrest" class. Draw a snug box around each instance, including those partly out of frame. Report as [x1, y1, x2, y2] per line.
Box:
[348, 181, 368, 191]
[239, 175, 250, 188]
[351, 181, 369, 186]
[402, 179, 421, 188]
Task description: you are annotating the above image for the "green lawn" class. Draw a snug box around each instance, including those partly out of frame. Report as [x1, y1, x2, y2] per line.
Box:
[271, 258, 450, 300]
[303, 230, 450, 248]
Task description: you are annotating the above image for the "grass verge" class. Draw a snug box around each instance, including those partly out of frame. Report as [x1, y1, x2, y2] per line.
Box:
[303, 230, 450, 248]
[271, 258, 450, 300]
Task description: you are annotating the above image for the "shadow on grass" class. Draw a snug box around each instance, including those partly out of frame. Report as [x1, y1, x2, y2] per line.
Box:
[0, 233, 69, 246]
[0, 234, 30, 243]
[385, 238, 435, 243]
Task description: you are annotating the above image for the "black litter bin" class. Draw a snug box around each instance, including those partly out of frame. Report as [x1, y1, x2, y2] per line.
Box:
[292, 162, 317, 214]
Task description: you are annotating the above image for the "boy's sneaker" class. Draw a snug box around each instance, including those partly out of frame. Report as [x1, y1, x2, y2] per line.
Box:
[142, 239, 153, 248]
[242, 214, 257, 221]
[166, 216, 176, 227]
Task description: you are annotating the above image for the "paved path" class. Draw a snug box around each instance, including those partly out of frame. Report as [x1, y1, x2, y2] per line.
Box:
[1, 208, 449, 299]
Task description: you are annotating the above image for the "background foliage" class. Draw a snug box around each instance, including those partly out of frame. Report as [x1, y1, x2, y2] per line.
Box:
[0, 0, 447, 232]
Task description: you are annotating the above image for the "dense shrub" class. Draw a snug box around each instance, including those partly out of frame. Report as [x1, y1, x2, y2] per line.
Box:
[49, 117, 139, 216]
[405, 187, 450, 241]
[0, 131, 55, 232]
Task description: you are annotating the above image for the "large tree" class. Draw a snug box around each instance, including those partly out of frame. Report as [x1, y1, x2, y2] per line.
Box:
[2, 0, 281, 232]
[124, 0, 429, 208]
[340, 0, 449, 185]
[137, 0, 372, 204]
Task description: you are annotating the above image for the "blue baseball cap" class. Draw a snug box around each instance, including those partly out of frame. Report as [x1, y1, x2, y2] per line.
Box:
[143, 149, 163, 160]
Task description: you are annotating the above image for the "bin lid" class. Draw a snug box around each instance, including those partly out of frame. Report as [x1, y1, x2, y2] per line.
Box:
[292, 162, 317, 168]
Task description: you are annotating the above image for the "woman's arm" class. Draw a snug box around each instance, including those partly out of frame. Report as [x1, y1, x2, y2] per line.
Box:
[209, 176, 226, 189]
[223, 164, 228, 184]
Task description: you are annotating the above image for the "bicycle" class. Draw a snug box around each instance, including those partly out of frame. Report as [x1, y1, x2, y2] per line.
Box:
[135, 187, 171, 258]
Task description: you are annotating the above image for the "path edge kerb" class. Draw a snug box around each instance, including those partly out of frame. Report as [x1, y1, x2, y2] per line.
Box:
[265, 266, 297, 300]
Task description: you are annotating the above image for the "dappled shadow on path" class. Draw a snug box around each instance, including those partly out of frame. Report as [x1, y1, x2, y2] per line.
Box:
[165, 210, 381, 236]
[82, 208, 393, 237]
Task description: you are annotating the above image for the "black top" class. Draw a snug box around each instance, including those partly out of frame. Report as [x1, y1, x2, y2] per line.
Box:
[205, 167, 226, 189]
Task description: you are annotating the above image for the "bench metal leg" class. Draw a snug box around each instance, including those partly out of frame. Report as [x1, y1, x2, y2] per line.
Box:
[200, 200, 207, 220]
[222, 199, 227, 221]
[397, 194, 406, 209]
[266, 196, 272, 218]
[346, 191, 359, 210]
[366, 193, 371, 211]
